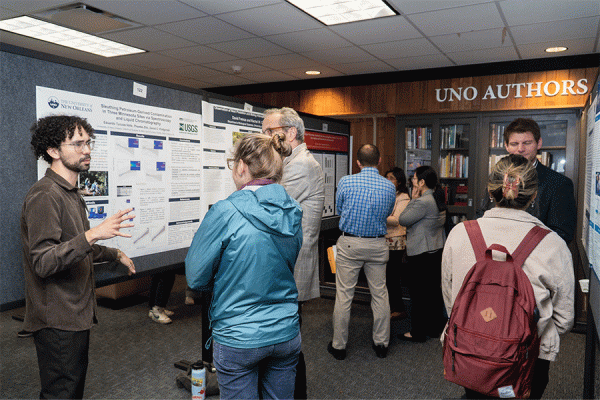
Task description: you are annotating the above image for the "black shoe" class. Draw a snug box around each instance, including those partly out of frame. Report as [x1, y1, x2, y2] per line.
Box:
[327, 341, 346, 360]
[397, 332, 427, 342]
[17, 330, 33, 338]
[372, 342, 388, 358]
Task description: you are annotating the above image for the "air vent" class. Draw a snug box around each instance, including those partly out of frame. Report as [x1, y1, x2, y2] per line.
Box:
[34, 3, 139, 34]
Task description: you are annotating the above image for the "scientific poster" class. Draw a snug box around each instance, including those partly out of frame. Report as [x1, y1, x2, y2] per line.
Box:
[36, 86, 202, 258]
[588, 81, 600, 280]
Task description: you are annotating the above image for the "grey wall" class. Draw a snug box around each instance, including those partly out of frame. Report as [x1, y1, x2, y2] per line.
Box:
[0, 49, 203, 310]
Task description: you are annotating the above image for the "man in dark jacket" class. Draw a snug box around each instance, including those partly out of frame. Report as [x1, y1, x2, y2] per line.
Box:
[22, 115, 136, 399]
[478, 118, 576, 244]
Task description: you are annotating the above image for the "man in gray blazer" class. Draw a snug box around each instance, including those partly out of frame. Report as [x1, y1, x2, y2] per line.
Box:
[262, 107, 325, 398]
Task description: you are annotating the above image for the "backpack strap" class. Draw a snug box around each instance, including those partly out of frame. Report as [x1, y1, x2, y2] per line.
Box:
[511, 226, 551, 268]
[464, 220, 487, 262]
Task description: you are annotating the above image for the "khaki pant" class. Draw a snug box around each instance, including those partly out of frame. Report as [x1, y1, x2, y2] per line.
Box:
[332, 235, 390, 349]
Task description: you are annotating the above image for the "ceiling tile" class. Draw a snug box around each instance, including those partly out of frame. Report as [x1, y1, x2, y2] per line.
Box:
[329, 15, 422, 45]
[302, 46, 378, 65]
[446, 46, 519, 65]
[517, 38, 597, 60]
[388, 1, 491, 15]
[159, 64, 227, 79]
[0, 0, 73, 14]
[385, 54, 454, 70]
[511, 17, 600, 44]
[116, 52, 191, 69]
[249, 53, 323, 69]
[407, 3, 504, 36]
[137, 69, 209, 88]
[101, 27, 195, 51]
[207, 37, 291, 58]
[236, 70, 299, 83]
[199, 74, 256, 88]
[155, 16, 254, 45]
[201, 59, 271, 74]
[217, 2, 322, 36]
[331, 60, 397, 75]
[500, 0, 600, 26]
[84, 0, 207, 25]
[158, 46, 237, 64]
[362, 38, 440, 59]
[266, 28, 352, 52]
[180, 0, 283, 16]
[431, 28, 513, 53]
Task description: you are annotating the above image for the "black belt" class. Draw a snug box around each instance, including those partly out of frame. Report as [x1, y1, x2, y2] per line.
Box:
[342, 232, 385, 239]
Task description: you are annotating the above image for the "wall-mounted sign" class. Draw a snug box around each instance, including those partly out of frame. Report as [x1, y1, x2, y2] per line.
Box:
[435, 79, 589, 103]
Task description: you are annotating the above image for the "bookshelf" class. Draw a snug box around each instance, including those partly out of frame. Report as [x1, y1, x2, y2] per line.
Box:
[397, 116, 476, 222]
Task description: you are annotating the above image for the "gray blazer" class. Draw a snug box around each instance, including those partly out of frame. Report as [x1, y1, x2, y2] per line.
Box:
[398, 189, 446, 257]
[281, 143, 325, 302]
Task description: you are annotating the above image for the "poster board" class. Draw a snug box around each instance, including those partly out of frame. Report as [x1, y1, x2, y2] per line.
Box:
[0, 47, 351, 309]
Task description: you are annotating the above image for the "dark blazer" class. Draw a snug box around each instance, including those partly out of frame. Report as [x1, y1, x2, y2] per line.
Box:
[530, 162, 576, 244]
[476, 161, 576, 244]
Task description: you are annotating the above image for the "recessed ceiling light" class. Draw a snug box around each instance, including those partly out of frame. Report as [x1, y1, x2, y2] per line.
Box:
[0, 16, 145, 57]
[287, 0, 398, 26]
[545, 46, 568, 53]
[305, 70, 321, 75]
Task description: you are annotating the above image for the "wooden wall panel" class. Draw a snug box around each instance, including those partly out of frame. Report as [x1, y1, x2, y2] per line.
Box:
[234, 67, 597, 117]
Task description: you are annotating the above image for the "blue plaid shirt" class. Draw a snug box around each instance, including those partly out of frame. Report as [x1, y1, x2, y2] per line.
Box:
[337, 167, 396, 237]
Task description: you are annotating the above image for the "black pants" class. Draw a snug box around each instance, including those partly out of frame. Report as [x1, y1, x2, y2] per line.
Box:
[294, 301, 307, 400]
[387, 249, 407, 314]
[405, 249, 446, 338]
[33, 328, 90, 399]
[149, 271, 176, 308]
[464, 358, 550, 399]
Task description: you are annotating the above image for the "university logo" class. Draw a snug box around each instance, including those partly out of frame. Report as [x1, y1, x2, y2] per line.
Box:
[48, 97, 59, 109]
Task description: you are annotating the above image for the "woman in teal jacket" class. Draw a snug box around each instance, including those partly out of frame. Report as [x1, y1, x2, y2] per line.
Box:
[185, 132, 303, 400]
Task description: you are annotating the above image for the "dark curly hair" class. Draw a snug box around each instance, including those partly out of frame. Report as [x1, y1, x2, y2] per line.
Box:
[30, 115, 94, 163]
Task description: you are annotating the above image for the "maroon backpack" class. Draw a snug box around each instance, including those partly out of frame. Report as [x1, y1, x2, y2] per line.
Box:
[443, 220, 550, 398]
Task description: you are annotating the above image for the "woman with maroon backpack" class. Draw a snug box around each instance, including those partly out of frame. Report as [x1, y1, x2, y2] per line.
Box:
[441, 154, 574, 398]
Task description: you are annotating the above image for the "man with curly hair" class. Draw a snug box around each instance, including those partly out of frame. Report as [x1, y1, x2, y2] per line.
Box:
[21, 115, 136, 399]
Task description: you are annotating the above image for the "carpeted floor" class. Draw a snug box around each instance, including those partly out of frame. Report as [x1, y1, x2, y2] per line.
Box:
[0, 290, 592, 399]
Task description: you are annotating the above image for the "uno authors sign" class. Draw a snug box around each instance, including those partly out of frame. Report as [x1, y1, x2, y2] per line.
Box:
[435, 79, 589, 102]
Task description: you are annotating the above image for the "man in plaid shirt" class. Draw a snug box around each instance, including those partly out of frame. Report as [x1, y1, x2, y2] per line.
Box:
[328, 144, 396, 360]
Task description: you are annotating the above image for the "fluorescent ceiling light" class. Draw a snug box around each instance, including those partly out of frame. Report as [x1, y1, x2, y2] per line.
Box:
[0, 16, 145, 57]
[287, 0, 397, 26]
[545, 46, 568, 53]
[305, 70, 321, 75]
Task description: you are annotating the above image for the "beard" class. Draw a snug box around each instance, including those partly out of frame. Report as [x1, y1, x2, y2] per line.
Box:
[61, 154, 91, 173]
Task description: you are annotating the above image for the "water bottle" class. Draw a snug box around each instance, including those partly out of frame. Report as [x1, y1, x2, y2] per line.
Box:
[191, 362, 206, 400]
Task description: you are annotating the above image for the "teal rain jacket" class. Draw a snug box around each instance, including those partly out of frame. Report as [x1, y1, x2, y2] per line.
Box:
[185, 184, 303, 349]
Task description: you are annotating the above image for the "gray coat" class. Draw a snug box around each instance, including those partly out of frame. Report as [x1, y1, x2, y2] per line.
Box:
[281, 143, 325, 301]
[398, 189, 446, 256]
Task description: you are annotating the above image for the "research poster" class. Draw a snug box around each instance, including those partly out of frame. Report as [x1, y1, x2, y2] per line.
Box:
[588, 81, 600, 280]
[200, 101, 263, 212]
[305, 130, 350, 216]
[36, 86, 204, 259]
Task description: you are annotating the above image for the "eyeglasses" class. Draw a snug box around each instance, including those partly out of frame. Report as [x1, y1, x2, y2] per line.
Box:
[262, 126, 291, 135]
[62, 140, 95, 152]
[226, 158, 235, 170]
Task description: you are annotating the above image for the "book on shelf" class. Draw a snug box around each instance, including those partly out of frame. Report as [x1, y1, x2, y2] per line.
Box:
[490, 124, 506, 148]
[440, 153, 469, 178]
[442, 125, 465, 149]
[406, 127, 432, 150]
[536, 151, 553, 168]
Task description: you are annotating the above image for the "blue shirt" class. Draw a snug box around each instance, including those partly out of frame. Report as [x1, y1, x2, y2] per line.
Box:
[337, 167, 396, 237]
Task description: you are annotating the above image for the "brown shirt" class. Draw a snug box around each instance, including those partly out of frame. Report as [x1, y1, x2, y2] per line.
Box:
[21, 168, 118, 332]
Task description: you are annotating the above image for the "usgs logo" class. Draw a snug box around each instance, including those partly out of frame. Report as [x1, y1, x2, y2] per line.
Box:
[179, 123, 198, 133]
[435, 79, 589, 102]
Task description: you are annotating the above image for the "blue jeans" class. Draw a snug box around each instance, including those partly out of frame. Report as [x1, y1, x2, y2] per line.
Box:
[212, 333, 301, 400]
